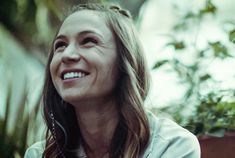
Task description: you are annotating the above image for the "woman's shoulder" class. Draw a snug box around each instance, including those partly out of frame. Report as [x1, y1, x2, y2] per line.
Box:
[24, 141, 45, 158]
[148, 112, 195, 139]
[145, 111, 201, 158]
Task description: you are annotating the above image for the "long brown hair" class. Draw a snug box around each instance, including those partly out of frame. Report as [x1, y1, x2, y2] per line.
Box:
[42, 3, 150, 158]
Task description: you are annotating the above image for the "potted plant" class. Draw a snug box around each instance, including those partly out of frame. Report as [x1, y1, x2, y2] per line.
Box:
[183, 91, 235, 158]
[148, 1, 235, 157]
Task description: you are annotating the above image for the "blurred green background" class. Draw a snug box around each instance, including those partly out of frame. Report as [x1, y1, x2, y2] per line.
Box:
[0, 0, 235, 157]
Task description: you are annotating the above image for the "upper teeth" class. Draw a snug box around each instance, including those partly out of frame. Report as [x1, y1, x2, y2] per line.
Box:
[63, 72, 86, 79]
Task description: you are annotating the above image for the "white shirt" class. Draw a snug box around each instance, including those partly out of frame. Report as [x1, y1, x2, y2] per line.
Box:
[24, 112, 201, 158]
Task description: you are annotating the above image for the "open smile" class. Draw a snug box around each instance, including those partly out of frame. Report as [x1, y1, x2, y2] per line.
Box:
[61, 69, 90, 80]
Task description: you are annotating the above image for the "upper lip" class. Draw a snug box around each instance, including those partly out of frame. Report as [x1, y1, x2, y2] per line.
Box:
[60, 68, 90, 79]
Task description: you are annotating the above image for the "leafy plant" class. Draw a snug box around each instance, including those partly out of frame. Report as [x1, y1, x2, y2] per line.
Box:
[184, 91, 235, 137]
[152, 0, 235, 136]
[0, 26, 43, 157]
[0, 78, 39, 158]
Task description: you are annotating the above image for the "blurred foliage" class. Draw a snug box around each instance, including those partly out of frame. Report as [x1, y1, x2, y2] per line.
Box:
[0, 0, 146, 157]
[185, 92, 235, 137]
[152, 0, 235, 136]
[0, 24, 44, 157]
[166, 40, 185, 50]
[0, 81, 41, 157]
[229, 28, 235, 44]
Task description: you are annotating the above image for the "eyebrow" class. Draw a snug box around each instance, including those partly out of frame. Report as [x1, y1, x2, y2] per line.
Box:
[79, 30, 104, 39]
[54, 30, 104, 42]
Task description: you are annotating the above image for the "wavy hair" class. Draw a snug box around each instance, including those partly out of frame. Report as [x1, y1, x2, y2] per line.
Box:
[42, 3, 150, 158]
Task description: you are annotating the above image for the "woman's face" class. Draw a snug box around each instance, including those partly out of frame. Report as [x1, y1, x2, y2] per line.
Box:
[50, 10, 118, 105]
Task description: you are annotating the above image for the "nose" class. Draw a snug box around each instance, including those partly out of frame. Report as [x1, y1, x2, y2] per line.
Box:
[62, 44, 81, 63]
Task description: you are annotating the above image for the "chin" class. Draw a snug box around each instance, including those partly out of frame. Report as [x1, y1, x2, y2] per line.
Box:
[62, 94, 81, 105]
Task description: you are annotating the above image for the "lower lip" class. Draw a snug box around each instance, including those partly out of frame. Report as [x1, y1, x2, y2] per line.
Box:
[62, 76, 87, 84]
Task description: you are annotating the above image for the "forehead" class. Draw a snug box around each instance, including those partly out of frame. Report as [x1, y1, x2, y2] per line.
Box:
[58, 10, 110, 36]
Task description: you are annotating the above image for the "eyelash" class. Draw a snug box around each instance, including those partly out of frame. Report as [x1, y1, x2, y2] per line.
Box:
[53, 37, 98, 52]
[54, 41, 67, 52]
[80, 37, 98, 46]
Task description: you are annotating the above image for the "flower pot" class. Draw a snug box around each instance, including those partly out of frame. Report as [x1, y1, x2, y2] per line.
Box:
[199, 132, 235, 158]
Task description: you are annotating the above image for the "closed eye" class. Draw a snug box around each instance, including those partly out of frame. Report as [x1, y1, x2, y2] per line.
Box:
[54, 41, 67, 52]
[80, 37, 98, 47]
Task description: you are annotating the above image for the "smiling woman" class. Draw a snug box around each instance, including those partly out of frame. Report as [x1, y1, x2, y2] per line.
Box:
[24, 3, 200, 158]
[50, 10, 118, 104]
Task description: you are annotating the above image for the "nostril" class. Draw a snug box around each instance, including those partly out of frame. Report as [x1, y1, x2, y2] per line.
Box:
[62, 53, 81, 63]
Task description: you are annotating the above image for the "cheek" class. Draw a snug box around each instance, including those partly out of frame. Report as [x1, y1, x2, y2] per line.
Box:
[49, 62, 55, 80]
[110, 66, 119, 87]
[105, 60, 118, 85]
[108, 54, 118, 78]
[50, 56, 59, 76]
[49, 57, 60, 86]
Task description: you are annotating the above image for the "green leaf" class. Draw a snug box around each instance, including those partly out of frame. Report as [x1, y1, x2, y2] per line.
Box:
[173, 12, 196, 31]
[200, 74, 211, 81]
[209, 41, 230, 58]
[152, 60, 169, 69]
[199, 0, 217, 16]
[166, 41, 185, 50]
[184, 88, 194, 99]
[229, 29, 235, 44]
[173, 21, 188, 31]
[184, 12, 196, 19]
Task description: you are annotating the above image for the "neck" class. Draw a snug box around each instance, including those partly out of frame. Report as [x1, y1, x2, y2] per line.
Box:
[74, 98, 119, 157]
